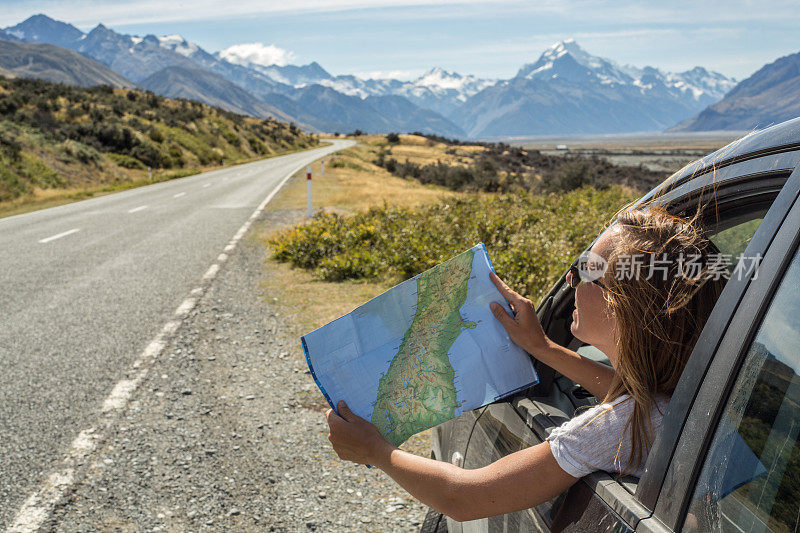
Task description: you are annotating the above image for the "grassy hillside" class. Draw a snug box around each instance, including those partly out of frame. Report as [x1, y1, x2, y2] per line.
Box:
[0, 76, 318, 214]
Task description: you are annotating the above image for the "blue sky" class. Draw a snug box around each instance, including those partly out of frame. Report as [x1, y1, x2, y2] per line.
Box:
[1, 0, 798, 81]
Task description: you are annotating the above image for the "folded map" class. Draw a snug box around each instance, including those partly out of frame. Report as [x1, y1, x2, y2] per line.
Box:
[301, 243, 539, 447]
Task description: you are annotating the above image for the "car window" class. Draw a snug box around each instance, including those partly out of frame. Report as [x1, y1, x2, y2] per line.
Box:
[683, 246, 800, 532]
[567, 214, 766, 398]
[536, 208, 770, 428]
[710, 217, 764, 268]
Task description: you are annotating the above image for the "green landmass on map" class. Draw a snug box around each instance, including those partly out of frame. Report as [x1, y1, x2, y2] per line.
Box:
[370, 248, 478, 446]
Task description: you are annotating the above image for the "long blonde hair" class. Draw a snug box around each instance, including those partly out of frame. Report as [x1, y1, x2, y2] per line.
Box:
[598, 205, 725, 475]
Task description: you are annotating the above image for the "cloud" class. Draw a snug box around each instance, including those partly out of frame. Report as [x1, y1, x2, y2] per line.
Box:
[0, 0, 510, 27]
[219, 43, 296, 67]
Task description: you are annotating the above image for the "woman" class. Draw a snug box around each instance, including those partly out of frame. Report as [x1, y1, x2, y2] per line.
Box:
[324, 206, 725, 522]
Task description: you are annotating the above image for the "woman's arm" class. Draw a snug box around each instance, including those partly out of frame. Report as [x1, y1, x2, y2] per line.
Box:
[532, 341, 616, 401]
[489, 272, 615, 400]
[326, 401, 580, 522]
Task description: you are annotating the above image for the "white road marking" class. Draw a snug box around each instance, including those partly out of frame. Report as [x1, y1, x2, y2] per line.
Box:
[8, 147, 343, 532]
[127, 205, 148, 213]
[38, 228, 79, 244]
[174, 298, 197, 318]
[202, 264, 219, 280]
[173, 192, 186, 198]
[202, 183, 211, 188]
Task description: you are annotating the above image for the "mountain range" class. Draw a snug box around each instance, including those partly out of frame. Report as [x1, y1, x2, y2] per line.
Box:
[672, 50, 800, 132]
[3, 13, 781, 138]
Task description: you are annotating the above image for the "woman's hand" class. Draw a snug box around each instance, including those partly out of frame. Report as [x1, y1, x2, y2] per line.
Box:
[489, 272, 552, 357]
[325, 401, 394, 466]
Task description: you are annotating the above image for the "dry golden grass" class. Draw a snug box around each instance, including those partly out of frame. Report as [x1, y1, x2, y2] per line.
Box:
[265, 137, 463, 214]
[385, 134, 484, 167]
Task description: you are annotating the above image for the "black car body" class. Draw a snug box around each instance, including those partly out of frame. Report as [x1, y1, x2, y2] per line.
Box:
[427, 117, 800, 532]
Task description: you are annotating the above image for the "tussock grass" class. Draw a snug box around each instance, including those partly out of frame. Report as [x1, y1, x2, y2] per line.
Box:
[266, 136, 464, 214]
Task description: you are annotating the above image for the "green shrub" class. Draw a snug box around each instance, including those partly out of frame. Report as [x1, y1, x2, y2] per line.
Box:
[148, 128, 165, 143]
[270, 186, 637, 303]
[19, 153, 62, 189]
[107, 152, 147, 169]
[374, 140, 666, 195]
[60, 140, 101, 165]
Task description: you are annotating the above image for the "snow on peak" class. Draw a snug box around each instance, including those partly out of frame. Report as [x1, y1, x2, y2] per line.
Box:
[539, 39, 603, 69]
[415, 68, 466, 90]
[157, 34, 198, 57]
[218, 42, 295, 67]
[409, 67, 494, 98]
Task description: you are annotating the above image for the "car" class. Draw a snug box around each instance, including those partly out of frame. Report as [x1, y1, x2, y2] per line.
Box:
[425, 116, 800, 532]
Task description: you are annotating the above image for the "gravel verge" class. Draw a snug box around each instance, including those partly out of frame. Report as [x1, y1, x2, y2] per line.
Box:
[47, 207, 428, 531]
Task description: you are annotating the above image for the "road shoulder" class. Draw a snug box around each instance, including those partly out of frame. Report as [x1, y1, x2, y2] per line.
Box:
[48, 204, 427, 531]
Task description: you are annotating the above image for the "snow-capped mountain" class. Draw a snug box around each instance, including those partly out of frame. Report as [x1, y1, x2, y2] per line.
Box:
[238, 64, 495, 118]
[516, 39, 734, 104]
[456, 39, 736, 137]
[672, 51, 800, 132]
[391, 68, 495, 116]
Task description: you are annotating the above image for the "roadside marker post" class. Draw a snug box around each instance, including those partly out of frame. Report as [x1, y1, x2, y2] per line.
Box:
[321, 159, 325, 175]
[306, 165, 313, 218]
[148, 167, 152, 180]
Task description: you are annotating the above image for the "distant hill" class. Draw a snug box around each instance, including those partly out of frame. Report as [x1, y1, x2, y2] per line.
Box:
[139, 66, 303, 127]
[4, 13, 81, 47]
[672, 51, 800, 132]
[0, 40, 134, 88]
[363, 94, 465, 138]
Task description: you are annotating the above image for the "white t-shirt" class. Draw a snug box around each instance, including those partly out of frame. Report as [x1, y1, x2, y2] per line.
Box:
[547, 394, 671, 479]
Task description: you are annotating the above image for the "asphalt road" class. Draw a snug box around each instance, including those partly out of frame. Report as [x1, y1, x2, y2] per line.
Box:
[0, 139, 353, 527]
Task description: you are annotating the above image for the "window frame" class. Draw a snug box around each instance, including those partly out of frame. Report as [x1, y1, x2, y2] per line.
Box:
[636, 165, 800, 532]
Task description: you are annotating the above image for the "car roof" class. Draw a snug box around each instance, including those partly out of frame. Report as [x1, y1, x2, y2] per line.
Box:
[571, 118, 800, 273]
[636, 117, 800, 207]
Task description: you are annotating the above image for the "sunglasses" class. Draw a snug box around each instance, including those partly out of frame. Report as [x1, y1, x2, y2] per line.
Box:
[567, 258, 607, 290]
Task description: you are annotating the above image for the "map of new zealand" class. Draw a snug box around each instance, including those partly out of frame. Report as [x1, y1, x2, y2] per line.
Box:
[301, 244, 538, 446]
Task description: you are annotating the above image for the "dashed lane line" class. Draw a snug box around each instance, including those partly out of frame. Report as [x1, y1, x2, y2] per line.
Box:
[127, 205, 148, 214]
[38, 229, 80, 244]
[6, 147, 340, 533]
[173, 192, 186, 198]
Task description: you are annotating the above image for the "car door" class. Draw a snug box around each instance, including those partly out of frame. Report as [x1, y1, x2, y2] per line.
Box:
[637, 164, 800, 532]
[446, 144, 800, 532]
